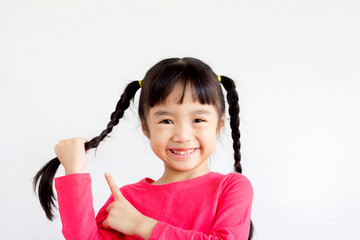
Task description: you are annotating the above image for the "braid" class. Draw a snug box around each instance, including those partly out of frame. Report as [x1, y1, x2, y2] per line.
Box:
[85, 81, 140, 149]
[33, 80, 140, 220]
[220, 76, 255, 240]
[220, 76, 242, 173]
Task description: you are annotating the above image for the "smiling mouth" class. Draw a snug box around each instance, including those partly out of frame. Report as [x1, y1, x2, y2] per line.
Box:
[169, 148, 198, 155]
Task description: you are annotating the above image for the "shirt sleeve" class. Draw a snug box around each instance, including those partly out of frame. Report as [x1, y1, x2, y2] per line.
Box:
[148, 173, 253, 240]
[55, 173, 124, 240]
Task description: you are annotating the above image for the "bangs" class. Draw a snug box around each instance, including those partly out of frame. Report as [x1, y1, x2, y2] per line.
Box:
[148, 61, 219, 107]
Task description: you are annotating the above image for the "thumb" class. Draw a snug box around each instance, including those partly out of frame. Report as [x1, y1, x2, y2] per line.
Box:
[105, 172, 124, 201]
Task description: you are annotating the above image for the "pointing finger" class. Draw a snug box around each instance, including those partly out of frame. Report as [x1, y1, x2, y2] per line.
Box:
[105, 172, 123, 201]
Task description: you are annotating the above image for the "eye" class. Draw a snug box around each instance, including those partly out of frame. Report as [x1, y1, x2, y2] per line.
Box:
[159, 119, 173, 124]
[192, 118, 205, 123]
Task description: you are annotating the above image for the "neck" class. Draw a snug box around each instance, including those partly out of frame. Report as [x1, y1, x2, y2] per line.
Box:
[153, 163, 210, 185]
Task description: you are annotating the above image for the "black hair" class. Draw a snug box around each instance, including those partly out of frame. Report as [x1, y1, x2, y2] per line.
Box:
[33, 57, 254, 239]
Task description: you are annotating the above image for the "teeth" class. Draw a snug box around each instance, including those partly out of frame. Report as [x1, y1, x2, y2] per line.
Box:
[171, 149, 196, 155]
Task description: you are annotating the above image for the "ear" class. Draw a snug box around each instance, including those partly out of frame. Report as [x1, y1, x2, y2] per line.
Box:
[217, 114, 225, 137]
[141, 120, 150, 139]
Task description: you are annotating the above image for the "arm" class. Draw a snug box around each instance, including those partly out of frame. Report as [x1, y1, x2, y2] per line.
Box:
[54, 138, 123, 239]
[53, 137, 154, 240]
[55, 173, 124, 240]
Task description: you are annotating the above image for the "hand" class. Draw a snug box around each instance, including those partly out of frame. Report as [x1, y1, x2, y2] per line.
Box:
[102, 173, 158, 239]
[54, 137, 88, 175]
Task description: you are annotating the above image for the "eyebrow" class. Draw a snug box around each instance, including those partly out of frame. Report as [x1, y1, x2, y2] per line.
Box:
[153, 109, 212, 116]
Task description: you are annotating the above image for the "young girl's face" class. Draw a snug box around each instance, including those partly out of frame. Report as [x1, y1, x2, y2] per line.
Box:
[142, 84, 225, 177]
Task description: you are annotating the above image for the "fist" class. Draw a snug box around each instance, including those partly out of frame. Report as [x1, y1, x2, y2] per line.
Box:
[54, 137, 88, 175]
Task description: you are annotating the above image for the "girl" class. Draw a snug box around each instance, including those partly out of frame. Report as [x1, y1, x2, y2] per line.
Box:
[33, 57, 254, 239]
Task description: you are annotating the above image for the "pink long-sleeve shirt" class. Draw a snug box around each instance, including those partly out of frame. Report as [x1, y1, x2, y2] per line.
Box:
[55, 171, 253, 240]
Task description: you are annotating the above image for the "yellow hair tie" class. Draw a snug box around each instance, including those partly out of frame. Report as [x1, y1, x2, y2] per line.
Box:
[138, 80, 142, 88]
[218, 75, 221, 82]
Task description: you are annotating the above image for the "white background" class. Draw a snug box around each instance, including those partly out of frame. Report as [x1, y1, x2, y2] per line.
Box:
[1, 0, 359, 239]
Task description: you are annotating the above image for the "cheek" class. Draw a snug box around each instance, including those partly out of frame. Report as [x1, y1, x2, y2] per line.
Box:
[202, 123, 219, 137]
[198, 128, 218, 145]
[149, 129, 169, 148]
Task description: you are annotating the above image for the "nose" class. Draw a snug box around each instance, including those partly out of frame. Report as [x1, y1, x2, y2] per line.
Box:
[172, 122, 193, 143]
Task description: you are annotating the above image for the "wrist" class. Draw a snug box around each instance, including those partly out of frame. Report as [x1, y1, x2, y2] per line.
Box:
[136, 215, 158, 240]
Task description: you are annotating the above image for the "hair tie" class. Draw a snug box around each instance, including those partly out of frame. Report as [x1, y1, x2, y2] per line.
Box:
[218, 75, 221, 82]
[138, 80, 142, 88]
